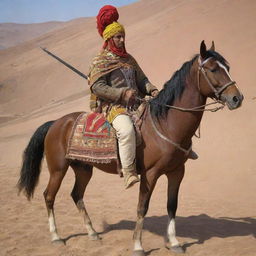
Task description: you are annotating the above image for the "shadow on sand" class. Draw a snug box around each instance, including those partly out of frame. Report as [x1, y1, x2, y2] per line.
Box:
[63, 214, 255, 253]
[102, 214, 256, 247]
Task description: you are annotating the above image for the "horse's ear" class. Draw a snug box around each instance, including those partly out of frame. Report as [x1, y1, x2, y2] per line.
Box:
[200, 40, 207, 59]
[210, 41, 215, 51]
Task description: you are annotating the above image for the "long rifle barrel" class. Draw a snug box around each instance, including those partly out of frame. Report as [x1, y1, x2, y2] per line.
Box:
[40, 47, 88, 80]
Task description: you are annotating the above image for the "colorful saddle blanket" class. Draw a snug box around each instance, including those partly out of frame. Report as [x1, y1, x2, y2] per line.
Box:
[66, 112, 117, 163]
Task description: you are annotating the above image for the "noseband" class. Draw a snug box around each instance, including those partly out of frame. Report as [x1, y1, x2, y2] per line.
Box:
[198, 57, 236, 99]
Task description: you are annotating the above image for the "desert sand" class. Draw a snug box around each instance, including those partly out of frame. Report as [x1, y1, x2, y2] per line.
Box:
[0, 0, 255, 255]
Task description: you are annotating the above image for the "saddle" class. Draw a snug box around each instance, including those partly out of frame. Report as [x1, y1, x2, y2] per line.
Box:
[65, 104, 146, 164]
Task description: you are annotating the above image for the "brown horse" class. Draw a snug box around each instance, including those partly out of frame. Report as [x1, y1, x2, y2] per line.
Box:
[18, 41, 243, 255]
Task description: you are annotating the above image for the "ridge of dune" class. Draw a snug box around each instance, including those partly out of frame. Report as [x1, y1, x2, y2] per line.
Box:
[0, 0, 255, 120]
[0, 17, 89, 49]
[0, 21, 65, 49]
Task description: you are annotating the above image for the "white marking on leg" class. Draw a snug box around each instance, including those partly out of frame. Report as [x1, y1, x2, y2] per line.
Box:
[86, 223, 97, 236]
[133, 217, 144, 251]
[167, 218, 180, 247]
[134, 240, 143, 251]
[48, 210, 60, 241]
[77, 199, 97, 236]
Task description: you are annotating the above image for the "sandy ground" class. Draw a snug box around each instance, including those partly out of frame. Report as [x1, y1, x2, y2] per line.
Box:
[0, 96, 255, 256]
[0, 0, 256, 255]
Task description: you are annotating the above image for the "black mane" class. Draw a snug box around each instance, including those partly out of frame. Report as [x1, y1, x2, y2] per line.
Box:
[149, 50, 229, 119]
[150, 55, 198, 119]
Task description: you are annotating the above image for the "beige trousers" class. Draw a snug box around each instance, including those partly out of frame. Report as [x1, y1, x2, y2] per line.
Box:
[112, 114, 136, 169]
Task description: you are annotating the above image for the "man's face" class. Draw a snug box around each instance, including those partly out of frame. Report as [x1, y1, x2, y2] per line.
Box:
[112, 32, 125, 49]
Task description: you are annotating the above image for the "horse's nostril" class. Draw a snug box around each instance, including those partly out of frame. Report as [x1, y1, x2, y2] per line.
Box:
[233, 96, 239, 103]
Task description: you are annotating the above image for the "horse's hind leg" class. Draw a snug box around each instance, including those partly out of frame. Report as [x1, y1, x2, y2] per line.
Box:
[166, 165, 185, 254]
[43, 161, 69, 244]
[70, 162, 99, 240]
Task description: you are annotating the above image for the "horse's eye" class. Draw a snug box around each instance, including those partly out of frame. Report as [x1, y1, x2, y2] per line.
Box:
[211, 67, 218, 73]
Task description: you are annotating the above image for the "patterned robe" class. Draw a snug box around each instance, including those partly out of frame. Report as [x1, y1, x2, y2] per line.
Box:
[88, 49, 157, 123]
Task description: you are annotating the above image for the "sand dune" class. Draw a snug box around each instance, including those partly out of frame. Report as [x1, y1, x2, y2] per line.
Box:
[0, 22, 65, 49]
[0, 18, 89, 49]
[0, 0, 255, 255]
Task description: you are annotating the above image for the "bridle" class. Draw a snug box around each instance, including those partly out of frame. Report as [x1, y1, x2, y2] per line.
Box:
[145, 56, 237, 155]
[136, 56, 238, 113]
[197, 57, 236, 100]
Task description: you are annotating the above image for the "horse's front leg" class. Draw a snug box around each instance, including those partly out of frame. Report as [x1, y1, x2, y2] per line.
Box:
[166, 164, 185, 254]
[132, 169, 159, 256]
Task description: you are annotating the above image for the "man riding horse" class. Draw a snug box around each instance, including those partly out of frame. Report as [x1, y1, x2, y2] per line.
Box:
[88, 5, 159, 189]
[18, 4, 243, 250]
[88, 5, 197, 189]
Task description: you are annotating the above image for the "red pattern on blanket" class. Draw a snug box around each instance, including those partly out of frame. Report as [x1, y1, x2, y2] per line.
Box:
[66, 112, 117, 163]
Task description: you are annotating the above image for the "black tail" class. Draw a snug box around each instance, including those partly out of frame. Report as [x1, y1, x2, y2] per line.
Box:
[17, 121, 54, 200]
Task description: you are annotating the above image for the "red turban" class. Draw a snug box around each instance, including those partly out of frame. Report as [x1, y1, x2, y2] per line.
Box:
[96, 5, 119, 37]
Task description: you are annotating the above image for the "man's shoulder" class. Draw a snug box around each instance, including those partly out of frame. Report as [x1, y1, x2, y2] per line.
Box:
[91, 50, 119, 63]
[125, 54, 139, 67]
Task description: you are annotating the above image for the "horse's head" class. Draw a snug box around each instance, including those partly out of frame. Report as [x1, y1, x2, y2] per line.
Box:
[198, 40, 243, 109]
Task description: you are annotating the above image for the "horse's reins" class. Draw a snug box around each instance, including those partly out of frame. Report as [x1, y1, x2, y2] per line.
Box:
[137, 56, 237, 155]
[147, 105, 193, 155]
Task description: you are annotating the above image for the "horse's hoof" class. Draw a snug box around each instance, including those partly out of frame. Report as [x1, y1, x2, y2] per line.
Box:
[132, 250, 145, 256]
[51, 239, 65, 245]
[171, 245, 185, 254]
[89, 232, 101, 241]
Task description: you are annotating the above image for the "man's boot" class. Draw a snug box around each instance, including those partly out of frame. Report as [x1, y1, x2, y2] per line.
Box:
[122, 163, 140, 189]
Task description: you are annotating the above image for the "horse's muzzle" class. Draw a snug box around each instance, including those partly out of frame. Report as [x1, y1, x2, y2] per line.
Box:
[221, 93, 244, 110]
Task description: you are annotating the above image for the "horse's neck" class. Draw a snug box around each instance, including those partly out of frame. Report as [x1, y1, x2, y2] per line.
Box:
[162, 61, 206, 142]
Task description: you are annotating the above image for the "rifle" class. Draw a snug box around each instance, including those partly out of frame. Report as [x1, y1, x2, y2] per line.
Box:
[40, 47, 88, 80]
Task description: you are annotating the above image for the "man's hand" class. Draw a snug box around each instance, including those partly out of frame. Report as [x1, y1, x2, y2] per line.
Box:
[151, 90, 159, 97]
[122, 89, 137, 106]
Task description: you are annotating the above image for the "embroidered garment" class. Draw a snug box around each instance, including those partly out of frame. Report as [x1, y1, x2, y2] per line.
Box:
[88, 49, 157, 123]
